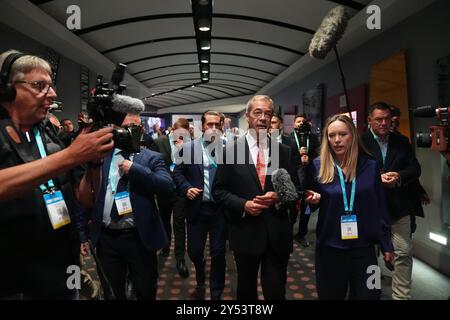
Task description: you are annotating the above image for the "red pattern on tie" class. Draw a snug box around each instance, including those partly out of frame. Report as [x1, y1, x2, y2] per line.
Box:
[256, 144, 266, 190]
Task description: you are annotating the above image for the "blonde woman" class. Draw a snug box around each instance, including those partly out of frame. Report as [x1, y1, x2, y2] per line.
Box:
[305, 114, 394, 300]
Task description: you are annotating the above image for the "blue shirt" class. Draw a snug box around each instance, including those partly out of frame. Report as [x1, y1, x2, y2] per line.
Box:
[308, 154, 394, 253]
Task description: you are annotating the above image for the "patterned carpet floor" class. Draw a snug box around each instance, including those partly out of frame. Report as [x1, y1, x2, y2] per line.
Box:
[80, 236, 318, 300]
[154, 238, 318, 300]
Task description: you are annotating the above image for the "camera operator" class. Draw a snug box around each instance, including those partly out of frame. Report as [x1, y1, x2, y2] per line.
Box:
[289, 114, 320, 247]
[0, 50, 114, 299]
[77, 113, 172, 300]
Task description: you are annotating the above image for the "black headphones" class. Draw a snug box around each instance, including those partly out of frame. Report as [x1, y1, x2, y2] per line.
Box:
[0, 52, 26, 102]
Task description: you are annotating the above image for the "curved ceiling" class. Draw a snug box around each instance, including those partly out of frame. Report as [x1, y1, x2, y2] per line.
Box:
[29, 0, 373, 111]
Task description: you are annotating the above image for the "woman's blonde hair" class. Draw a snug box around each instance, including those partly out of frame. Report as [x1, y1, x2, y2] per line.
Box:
[0, 49, 52, 83]
[318, 114, 368, 183]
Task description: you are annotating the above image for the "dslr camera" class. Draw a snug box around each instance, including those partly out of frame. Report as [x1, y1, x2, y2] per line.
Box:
[414, 106, 449, 151]
[84, 63, 143, 154]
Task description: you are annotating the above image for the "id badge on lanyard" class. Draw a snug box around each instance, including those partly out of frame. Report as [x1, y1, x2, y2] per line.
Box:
[35, 128, 71, 229]
[43, 190, 71, 230]
[341, 214, 358, 239]
[114, 191, 133, 215]
[335, 162, 358, 240]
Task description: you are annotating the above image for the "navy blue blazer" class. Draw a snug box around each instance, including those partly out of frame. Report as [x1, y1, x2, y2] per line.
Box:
[308, 154, 394, 253]
[90, 148, 173, 252]
[173, 139, 219, 222]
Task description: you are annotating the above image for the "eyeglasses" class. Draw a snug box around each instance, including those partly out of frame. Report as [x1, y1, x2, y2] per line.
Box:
[14, 80, 56, 94]
[251, 110, 273, 119]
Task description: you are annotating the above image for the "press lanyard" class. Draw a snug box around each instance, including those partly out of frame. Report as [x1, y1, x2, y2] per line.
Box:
[201, 138, 217, 168]
[34, 128, 56, 193]
[294, 132, 309, 153]
[335, 162, 356, 214]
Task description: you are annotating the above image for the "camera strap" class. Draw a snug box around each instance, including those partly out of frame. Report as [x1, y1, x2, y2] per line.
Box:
[294, 132, 309, 153]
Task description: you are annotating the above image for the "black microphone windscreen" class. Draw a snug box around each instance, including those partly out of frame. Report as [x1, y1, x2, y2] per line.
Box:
[412, 106, 437, 118]
[271, 168, 298, 203]
[309, 6, 349, 59]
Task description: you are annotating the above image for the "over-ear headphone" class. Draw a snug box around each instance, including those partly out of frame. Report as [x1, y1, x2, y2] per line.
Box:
[0, 52, 26, 103]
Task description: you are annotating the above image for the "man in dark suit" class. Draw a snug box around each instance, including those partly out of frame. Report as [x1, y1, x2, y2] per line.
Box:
[269, 114, 291, 146]
[152, 118, 190, 278]
[289, 114, 320, 247]
[79, 113, 173, 299]
[212, 95, 294, 300]
[173, 110, 226, 300]
[361, 102, 421, 300]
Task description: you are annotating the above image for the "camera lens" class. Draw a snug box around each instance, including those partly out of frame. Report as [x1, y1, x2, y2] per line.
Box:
[416, 132, 432, 148]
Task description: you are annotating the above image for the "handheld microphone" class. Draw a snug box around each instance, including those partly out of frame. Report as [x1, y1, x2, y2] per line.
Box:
[308, 6, 349, 59]
[111, 94, 145, 115]
[271, 168, 298, 203]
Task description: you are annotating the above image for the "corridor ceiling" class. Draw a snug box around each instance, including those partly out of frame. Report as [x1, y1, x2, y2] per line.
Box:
[26, 0, 373, 111]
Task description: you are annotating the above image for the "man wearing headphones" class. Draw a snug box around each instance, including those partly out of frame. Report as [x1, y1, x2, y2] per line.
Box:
[0, 49, 113, 299]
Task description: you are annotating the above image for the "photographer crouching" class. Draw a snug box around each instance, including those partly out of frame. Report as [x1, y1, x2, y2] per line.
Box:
[0, 50, 114, 299]
[289, 114, 320, 247]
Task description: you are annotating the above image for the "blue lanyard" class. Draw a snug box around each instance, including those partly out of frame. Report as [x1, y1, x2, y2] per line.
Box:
[108, 149, 124, 194]
[201, 138, 217, 168]
[335, 162, 356, 214]
[33, 128, 55, 193]
[294, 133, 309, 153]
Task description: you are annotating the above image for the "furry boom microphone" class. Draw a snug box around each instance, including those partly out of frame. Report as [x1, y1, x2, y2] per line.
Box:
[308, 6, 349, 59]
[308, 6, 352, 118]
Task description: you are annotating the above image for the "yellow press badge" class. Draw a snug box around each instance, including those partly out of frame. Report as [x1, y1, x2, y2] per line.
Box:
[114, 191, 133, 216]
[43, 191, 71, 230]
[341, 214, 358, 240]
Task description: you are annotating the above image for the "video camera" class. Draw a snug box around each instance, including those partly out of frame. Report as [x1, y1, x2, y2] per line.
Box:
[413, 106, 449, 151]
[84, 63, 144, 154]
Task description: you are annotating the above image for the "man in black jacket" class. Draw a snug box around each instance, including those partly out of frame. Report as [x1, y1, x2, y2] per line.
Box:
[212, 95, 294, 300]
[289, 114, 320, 247]
[361, 102, 421, 300]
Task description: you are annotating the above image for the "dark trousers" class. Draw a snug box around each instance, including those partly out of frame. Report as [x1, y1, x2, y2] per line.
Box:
[234, 249, 289, 300]
[97, 229, 158, 300]
[0, 224, 76, 300]
[315, 245, 381, 300]
[187, 203, 226, 299]
[157, 191, 186, 261]
[289, 200, 310, 238]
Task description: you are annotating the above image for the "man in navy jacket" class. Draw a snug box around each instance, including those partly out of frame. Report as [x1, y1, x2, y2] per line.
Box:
[78, 113, 173, 300]
[173, 111, 226, 300]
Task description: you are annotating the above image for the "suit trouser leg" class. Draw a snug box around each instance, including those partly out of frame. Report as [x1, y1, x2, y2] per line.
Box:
[207, 211, 226, 299]
[260, 248, 289, 300]
[97, 232, 128, 300]
[187, 217, 208, 286]
[123, 232, 158, 300]
[173, 195, 187, 261]
[234, 252, 260, 300]
[297, 203, 310, 238]
[156, 192, 174, 250]
[391, 215, 413, 300]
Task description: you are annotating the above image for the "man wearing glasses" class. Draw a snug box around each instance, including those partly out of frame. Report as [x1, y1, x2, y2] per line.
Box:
[212, 95, 295, 300]
[362, 102, 421, 300]
[0, 49, 114, 299]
